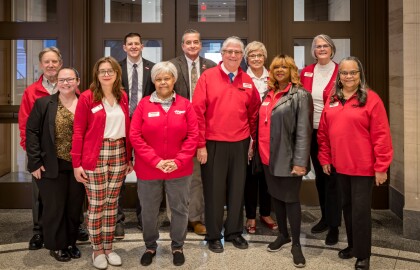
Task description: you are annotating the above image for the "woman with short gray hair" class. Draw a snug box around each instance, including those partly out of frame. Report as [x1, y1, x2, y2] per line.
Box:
[300, 34, 341, 246]
[130, 61, 199, 267]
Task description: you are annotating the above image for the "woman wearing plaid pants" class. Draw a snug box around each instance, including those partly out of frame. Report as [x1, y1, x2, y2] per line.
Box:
[72, 56, 133, 269]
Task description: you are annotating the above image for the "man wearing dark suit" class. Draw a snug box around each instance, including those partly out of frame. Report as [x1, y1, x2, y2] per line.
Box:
[169, 29, 216, 235]
[115, 32, 155, 239]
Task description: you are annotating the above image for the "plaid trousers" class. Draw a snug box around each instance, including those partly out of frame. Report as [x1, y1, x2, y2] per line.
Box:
[85, 138, 127, 251]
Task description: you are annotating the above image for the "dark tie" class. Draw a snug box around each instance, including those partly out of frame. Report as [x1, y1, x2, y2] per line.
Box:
[130, 63, 138, 116]
[191, 61, 198, 98]
[228, 72, 234, 83]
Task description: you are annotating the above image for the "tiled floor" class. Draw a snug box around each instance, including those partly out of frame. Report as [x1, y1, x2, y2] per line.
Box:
[0, 208, 419, 269]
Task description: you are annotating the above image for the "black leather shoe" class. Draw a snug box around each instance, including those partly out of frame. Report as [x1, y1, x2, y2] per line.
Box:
[140, 250, 156, 266]
[355, 258, 370, 270]
[338, 246, 354, 259]
[311, 220, 328, 234]
[172, 250, 185, 266]
[50, 249, 71, 262]
[77, 226, 89, 242]
[225, 235, 248, 249]
[208, 239, 224, 253]
[325, 227, 339, 245]
[67, 245, 81, 259]
[29, 234, 43, 250]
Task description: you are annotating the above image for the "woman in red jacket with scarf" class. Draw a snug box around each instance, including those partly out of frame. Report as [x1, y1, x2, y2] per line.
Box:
[130, 61, 198, 267]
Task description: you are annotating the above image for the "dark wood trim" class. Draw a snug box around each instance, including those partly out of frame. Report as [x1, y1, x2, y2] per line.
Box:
[366, 0, 390, 209]
[176, 0, 262, 55]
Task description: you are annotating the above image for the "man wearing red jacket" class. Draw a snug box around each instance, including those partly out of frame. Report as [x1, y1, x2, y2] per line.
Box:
[192, 36, 261, 253]
[18, 47, 62, 250]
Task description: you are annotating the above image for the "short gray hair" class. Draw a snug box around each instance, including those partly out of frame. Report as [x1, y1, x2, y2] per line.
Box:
[39, 46, 62, 63]
[151, 61, 178, 83]
[311, 34, 336, 60]
[244, 41, 267, 64]
[221, 36, 244, 54]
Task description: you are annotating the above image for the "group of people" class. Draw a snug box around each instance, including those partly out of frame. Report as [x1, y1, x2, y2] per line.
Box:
[19, 30, 393, 270]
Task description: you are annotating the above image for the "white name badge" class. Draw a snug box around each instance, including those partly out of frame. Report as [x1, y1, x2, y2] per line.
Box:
[330, 101, 339, 108]
[174, 110, 186, 114]
[304, 72, 313, 77]
[148, 112, 160, 117]
[262, 101, 270, 106]
[91, 104, 103, 113]
[243, 83, 252, 88]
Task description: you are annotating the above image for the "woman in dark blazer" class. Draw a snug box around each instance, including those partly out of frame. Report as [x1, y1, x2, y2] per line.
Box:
[255, 55, 313, 268]
[26, 67, 85, 262]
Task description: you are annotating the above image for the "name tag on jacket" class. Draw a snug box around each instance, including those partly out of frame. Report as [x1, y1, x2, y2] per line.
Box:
[148, 112, 160, 117]
[304, 72, 313, 77]
[91, 104, 103, 113]
[243, 83, 252, 88]
[330, 101, 339, 108]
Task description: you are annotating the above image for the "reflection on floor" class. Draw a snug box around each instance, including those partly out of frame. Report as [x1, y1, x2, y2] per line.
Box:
[0, 208, 419, 269]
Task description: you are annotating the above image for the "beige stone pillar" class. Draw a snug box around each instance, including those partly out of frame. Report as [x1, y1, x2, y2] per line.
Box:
[402, 0, 420, 240]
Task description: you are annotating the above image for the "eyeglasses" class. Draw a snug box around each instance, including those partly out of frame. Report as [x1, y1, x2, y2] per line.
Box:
[315, 44, 330, 50]
[223, 50, 243, 56]
[98, 69, 115, 76]
[339, 70, 360, 76]
[57, 78, 77, 84]
[155, 77, 173, 84]
[248, 54, 264, 59]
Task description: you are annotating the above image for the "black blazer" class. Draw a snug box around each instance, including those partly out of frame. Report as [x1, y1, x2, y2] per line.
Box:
[26, 92, 63, 178]
[169, 55, 217, 99]
[120, 57, 156, 99]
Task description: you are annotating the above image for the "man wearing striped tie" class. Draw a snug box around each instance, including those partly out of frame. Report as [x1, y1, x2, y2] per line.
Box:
[116, 32, 155, 239]
[169, 29, 216, 236]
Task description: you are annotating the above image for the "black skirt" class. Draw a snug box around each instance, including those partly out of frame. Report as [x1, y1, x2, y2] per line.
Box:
[263, 165, 302, 203]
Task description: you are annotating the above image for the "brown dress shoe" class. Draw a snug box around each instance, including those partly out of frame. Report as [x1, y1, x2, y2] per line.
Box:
[189, 221, 207, 235]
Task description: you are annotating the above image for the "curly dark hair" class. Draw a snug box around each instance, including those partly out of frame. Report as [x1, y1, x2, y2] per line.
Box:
[330, 56, 368, 107]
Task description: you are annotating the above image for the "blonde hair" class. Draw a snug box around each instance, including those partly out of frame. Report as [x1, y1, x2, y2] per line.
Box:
[268, 55, 302, 90]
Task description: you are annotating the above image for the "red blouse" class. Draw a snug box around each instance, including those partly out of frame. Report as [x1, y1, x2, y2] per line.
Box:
[258, 83, 292, 165]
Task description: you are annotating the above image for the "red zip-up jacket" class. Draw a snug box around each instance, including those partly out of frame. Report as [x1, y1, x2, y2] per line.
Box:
[130, 94, 198, 180]
[300, 62, 338, 104]
[18, 75, 50, 150]
[317, 90, 393, 176]
[71, 89, 132, 170]
[192, 62, 261, 148]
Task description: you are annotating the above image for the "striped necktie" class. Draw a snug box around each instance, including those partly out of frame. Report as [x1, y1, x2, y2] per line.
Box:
[130, 63, 138, 116]
[191, 61, 198, 99]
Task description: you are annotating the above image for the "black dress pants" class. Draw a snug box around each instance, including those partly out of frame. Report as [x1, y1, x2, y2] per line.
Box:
[36, 159, 85, 250]
[244, 165, 271, 218]
[31, 178, 43, 235]
[337, 173, 374, 259]
[311, 129, 341, 227]
[201, 139, 249, 241]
